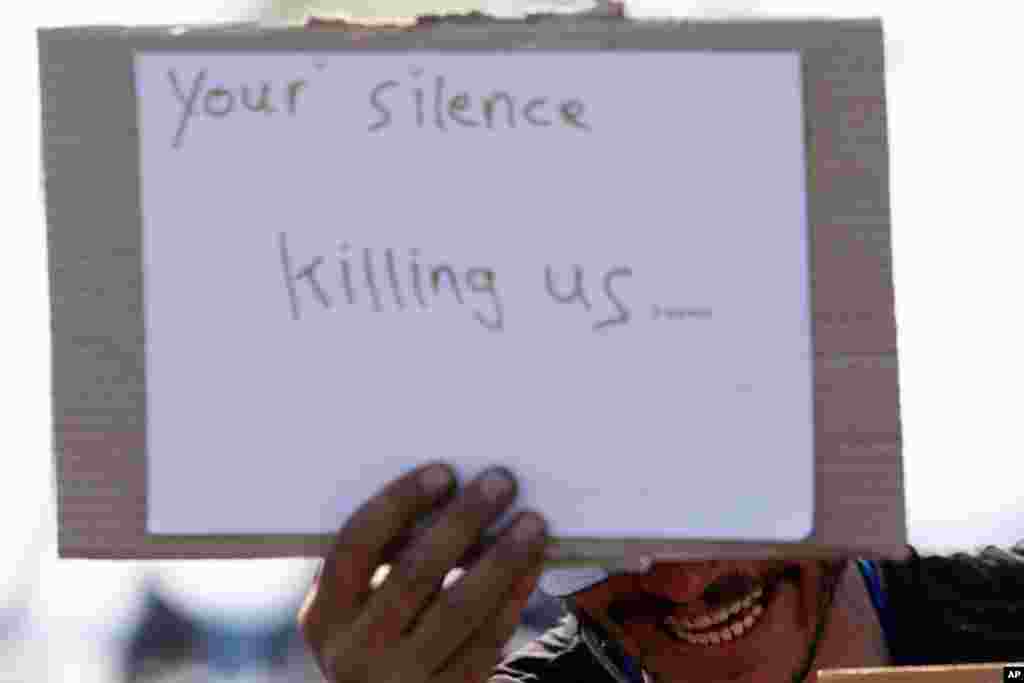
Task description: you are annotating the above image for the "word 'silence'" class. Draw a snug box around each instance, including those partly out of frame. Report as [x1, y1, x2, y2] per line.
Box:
[368, 68, 590, 132]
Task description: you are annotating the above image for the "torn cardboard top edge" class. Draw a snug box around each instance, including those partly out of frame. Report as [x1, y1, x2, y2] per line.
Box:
[304, 1, 626, 31]
[299, 0, 622, 31]
[39, 11, 883, 37]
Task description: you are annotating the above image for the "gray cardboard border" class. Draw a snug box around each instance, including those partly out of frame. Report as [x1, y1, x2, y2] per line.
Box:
[40, 17, 903, 562]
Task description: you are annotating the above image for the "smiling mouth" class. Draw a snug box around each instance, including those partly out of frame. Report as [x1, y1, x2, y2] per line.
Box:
[662, 582, 769, 646]
[607, 565, 795, 647]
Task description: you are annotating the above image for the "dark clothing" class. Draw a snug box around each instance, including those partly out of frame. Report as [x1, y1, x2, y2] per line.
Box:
[879, 545, 1024, 665]
[491, 612, 620, 683]
[491, 547, 1024, 682]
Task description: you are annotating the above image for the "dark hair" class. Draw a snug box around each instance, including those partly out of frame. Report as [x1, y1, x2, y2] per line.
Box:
[881, 544, 1024, 665]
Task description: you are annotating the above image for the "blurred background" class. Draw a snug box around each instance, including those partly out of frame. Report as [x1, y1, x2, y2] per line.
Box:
[3, 0, 1022, 680]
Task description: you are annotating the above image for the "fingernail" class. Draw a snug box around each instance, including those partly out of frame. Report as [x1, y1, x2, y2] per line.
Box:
[625, 555, 653, 574]
[480, 468, 514, 502]
[312, 560, 324, 586]
[421, 465, 453, 496]
[512, 512, 546, 543]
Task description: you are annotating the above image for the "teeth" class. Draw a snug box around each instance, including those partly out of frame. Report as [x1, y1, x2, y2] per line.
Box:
[665, 583, 768, 646]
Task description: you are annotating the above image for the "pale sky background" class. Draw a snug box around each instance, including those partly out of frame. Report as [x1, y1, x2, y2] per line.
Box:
[1, 0, 1021, 667]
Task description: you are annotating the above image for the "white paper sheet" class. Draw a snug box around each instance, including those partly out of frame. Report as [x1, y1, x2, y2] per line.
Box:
[135, 50, 814, 540]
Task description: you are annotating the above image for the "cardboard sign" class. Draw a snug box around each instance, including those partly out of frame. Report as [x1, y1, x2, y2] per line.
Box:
[820, 664, 1023, 683]
[40, 17, 903, 561]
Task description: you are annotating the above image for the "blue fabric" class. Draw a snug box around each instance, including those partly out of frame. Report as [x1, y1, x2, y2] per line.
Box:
[620, 651, 645, 683]
[857, 559, 895, 652]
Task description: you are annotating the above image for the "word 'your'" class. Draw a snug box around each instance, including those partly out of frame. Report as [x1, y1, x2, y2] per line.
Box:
[168, 68, 308, 149]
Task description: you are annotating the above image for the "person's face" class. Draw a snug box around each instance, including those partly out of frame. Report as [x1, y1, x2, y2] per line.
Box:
[571, 559, 841, 683]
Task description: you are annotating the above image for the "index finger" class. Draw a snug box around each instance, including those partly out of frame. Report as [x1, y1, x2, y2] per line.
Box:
[315, 462, 456, 620]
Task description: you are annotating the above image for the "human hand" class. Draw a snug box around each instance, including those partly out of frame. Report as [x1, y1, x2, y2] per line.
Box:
[298, 462, 549, 683]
